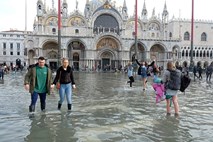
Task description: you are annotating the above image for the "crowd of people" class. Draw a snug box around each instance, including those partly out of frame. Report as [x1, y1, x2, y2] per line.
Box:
[18, 56, 213, 117]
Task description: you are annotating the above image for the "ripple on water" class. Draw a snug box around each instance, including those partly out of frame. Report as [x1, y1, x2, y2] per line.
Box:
[0, 72, 213, 141]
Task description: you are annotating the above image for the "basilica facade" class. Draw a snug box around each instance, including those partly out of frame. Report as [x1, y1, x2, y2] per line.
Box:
[25, 0, 213, 70]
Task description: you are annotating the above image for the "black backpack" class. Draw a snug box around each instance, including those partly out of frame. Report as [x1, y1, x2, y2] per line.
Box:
[180, 75, 191, 92]
[167, 69, 181, 90]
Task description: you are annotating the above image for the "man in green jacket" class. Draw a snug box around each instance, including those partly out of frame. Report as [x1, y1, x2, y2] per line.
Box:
[24, 56, 54, 112]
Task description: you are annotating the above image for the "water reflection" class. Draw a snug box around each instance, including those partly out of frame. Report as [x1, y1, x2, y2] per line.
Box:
[0, 72, 213, 141]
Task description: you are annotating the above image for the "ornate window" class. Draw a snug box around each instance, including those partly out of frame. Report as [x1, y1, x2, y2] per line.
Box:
[184, 32, 190, 40]
[201, 32, 207, 41]
[94, 14, 119, 34]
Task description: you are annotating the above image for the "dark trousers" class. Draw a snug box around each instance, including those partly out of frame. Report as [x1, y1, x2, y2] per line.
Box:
[128, 76, 134, 87]
[198, 72, 202, 80]
[193, 73, 198, 81]
[30, 91, 46, 111]
[0, 71, 4, 79]
[206, 73, 212, 82]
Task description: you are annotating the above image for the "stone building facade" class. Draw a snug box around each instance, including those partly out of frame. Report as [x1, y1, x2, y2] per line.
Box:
[0, 30, 30, 67]
[24, 0, 213, 70]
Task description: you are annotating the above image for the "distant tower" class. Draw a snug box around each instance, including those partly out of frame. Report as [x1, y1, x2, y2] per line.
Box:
[122, 0, 128, 20]
[62, 0, 68, 17]
[37, 0, 44, 17]
[162, 1, 169, 39]
[162, 1, 169, 23]
[141, 0, 147, 20]
[84, 0, 91, 19]
[37, 0, 44, 33]
[152, 8, 155, 17]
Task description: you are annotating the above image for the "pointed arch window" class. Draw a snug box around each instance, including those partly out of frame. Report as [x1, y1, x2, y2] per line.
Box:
[207, 51, 209, 57]
[169, 32, 172, 38]
[184, 32, 190, 40]
[196, 51, 199, 57]
[38, 5, 41, 10]
[201, 32, 207, 41]
[182, 50, 185, 57]
[203, 51, 206, 57]
[200, 51, 202, 57]
[186, 50, 189, 57]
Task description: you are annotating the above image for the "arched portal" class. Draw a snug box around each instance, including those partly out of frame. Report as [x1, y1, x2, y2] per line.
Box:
[100, 51, 114, 71]
[96, 36, 120, 71]
[130, 43, 146, 61]
[28, 49, 35, 65]
[42, 41, 58, 70]
[150, 44, 166, 67]
[68, 40, 85, 71]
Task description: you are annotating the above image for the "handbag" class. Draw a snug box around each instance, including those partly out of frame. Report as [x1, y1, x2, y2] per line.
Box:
[56, 71, 61, 89]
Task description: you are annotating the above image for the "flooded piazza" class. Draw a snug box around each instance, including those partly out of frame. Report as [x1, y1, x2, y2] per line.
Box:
[0, 71, 213, 142]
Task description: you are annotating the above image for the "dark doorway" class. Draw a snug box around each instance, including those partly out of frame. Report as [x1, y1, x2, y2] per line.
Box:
[49, 62, 57, 70]
[16, 58, 21, 68]
[102, 58, 110, 71]
[73, 62, 79, 71]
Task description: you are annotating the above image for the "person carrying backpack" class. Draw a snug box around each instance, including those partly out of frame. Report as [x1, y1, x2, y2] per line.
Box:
[179, 62, 191, 92]
[163, 61, 181, 116]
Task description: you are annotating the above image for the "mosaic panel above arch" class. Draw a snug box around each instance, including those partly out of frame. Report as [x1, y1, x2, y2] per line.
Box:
[45, 16, 58, 26]
[68, 17, 86, 27]
[126, 21, 142, 30]
[96, 37, 119, 50]
[148, 22, 160, 31]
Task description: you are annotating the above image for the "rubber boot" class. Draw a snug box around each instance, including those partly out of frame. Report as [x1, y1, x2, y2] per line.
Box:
[58, 103, 62, 110]
[29, 105, 35, 112]
[68, 104, 72, 111]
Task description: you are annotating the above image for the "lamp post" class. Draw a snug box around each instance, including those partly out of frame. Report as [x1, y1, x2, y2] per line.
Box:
[190, 0, 194, 70]
[58, 0, 62, 67]
[134, 0, 138, 60]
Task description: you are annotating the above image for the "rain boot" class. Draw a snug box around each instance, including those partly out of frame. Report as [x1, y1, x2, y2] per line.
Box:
[68, 104, 72, 111]
[29, 105, 35, 112]
[58, 103, 62, 110]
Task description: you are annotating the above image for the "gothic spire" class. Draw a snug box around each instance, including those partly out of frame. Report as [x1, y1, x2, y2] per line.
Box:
[123, 0, 127, 8]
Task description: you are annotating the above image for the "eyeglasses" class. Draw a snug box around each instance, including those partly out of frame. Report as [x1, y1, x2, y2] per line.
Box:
[39, 61, 45, 64]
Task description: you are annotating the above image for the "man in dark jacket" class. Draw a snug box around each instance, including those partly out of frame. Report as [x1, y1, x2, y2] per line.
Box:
[24, 56, 54, 112]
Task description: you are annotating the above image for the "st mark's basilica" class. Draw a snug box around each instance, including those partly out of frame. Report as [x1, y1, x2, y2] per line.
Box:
[25, 0, 213, 70]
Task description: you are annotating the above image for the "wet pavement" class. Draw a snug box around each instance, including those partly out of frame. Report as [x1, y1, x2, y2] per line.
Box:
[0, 71, 213, 142]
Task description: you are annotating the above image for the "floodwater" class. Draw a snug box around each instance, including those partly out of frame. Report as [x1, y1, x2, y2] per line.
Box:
[0, 71, 213, 142]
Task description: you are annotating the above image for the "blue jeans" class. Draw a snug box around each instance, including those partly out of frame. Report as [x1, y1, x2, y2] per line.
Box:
[30, 91, 46, 110]
[59, 83, 72, 104]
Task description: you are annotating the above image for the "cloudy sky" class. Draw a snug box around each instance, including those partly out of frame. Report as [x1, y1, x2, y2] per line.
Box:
[0, 0, 212, 31]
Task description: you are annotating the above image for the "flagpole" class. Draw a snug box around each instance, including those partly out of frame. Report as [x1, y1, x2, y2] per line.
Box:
[58, 0, 61, 67]
[134, 0, 138, 60]
[25, 0, 27, 32]
[190, 0, 194, 68]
